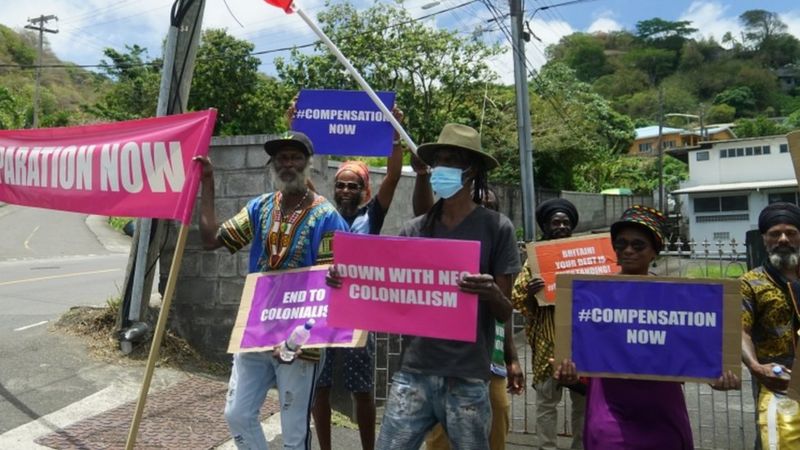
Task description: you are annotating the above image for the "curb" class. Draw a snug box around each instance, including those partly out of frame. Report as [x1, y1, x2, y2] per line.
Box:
[85, 215, 132, 254]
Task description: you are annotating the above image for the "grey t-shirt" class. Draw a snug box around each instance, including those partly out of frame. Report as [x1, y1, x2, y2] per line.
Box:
[398, 206, 521, 380]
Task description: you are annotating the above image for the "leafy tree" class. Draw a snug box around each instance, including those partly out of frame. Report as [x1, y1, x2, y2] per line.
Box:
[759, 34, 800, 68]
[785, 109, 800, 130]
[621, 84, 697, 122]
[734, 116, 789, 137]
[678, 41, 705, 70]
[635, 18, 698, 59]
[0, 25, 36, 66]
[739, 10, 788, 49]
[0, 86, 25, 130]
[738, 9, 800, 67]
[635, 18, 698, 41]
[88, 45, 160, 120]
[624, 48, 676, 84]
[529, 63, 635, 190]
[274, 1, 501, 144]
[713, 86, 756, 116]
[190, 29, 292, 135]
[546, 33, 611, 82]
[592, 68, 650, 98]
[706, 104, 736, 123]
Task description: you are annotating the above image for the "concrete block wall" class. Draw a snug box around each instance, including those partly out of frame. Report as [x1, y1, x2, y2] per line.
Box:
[163, 134, 653, 361]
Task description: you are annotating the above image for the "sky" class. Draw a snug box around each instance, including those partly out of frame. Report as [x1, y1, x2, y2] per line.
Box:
[3, 0, 800, 85]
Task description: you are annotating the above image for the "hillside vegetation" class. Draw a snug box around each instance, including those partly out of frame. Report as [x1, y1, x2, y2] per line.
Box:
[0, 6, 799, 192]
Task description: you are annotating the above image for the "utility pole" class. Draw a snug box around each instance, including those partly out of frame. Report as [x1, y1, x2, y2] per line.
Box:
[698, 103, 706, 140]
[656, 85, 665, 213]
[510, 0, 537, 242]
[25, 14, 58, 129]
[124, 1, 206, 447]
[119, 0, 206, 352]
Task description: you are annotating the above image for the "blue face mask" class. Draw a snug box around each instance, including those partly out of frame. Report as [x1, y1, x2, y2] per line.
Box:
[430, 166, 465, 199]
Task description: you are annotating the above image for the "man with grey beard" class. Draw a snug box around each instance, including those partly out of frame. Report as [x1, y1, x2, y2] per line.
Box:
[194, 131, 348, 450]
[741, 201, 800, 449]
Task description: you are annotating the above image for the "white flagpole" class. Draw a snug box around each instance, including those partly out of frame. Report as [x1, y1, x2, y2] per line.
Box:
[292, 4, 418, 153]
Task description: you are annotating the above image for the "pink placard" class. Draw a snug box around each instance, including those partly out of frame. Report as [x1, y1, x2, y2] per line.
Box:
[0, 110, 217, 224]
[328, 232, 481, 342]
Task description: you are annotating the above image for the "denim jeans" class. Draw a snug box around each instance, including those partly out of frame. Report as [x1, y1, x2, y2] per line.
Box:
[224, 351, 322, 450]
[377, 370, 491, 450]
[425, 374, 509, 450]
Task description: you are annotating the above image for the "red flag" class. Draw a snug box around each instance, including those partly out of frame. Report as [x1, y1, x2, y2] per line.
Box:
[263, 0, 293, 13]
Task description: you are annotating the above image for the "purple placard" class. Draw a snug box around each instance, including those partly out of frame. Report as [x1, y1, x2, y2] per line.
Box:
[571, 280, 723, 379]
[292, 89, 396, 156]
[239, 268, 355, 349]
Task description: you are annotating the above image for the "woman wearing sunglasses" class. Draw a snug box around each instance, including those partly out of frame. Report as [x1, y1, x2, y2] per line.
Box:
[551, 205, 740, 449]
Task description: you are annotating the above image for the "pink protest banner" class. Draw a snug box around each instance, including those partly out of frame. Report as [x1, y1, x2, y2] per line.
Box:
[328, 232, 481, 342]
[228, 266, 367, 353]
[0, 109, 217, 224]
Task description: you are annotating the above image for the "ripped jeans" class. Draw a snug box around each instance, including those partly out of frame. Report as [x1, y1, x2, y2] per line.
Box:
[224, 351, 321, 450]
[377, 370, 491, 450]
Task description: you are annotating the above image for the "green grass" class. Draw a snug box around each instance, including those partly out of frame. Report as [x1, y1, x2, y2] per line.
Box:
[107, 217, 132, 233]
[685, 263, 746, 279]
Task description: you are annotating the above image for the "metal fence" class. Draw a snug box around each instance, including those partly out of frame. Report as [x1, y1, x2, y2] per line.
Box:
[373, 239, 756, 450]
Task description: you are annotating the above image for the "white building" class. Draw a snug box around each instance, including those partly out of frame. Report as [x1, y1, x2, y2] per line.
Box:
[671, 135, 794, 248]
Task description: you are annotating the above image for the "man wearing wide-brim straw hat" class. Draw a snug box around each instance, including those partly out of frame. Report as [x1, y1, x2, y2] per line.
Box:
[352, 122, 520, 449]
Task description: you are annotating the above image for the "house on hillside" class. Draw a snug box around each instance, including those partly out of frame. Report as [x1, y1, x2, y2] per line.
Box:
[776, 64, 800, 92]
[669, 135, 794, 249]
[700, 124, 737, 141]
[628, 126, 683, 155]
[628, 125, 736, 156]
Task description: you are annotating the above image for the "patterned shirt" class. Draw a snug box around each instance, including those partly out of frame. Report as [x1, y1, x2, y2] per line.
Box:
[218, 192, 347, 272]
[217, 191, 348, 360]
[741, 265, 797, 371]
[511, 260, 555, 385]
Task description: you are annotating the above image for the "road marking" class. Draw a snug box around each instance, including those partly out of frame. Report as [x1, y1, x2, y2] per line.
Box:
[23, 225, 40, 250]
[0, 268, 121, 286]
[14, 320, 48, 331]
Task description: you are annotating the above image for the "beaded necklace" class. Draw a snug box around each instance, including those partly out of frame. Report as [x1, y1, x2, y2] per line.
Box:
[267, 189, 310, 269]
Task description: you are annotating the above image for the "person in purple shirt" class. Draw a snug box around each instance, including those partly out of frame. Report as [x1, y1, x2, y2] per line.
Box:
[551, 205, 740, 450]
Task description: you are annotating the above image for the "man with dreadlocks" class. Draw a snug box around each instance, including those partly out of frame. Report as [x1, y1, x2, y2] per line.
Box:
[371, 123, 520, 449]
[511, 198, 585, 450]
[742, 202, 800, 448]
[410, 157, 525, 450]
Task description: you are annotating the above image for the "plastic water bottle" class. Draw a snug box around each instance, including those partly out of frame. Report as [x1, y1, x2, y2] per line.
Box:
[279, 319, 315, 362]
[772, 366, 799, 415]
[773, 365, 790, 379]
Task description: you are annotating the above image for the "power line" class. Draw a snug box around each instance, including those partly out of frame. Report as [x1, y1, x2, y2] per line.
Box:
[480, 0, 581, 135]
[2, 0, 499, 78]
[59, 0, 137, 25]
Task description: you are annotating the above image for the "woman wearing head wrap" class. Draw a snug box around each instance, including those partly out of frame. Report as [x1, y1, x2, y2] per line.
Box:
[551, 205, 740, 449]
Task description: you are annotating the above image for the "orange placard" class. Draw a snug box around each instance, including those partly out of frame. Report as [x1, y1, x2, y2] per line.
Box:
[526, 233, 619, 305]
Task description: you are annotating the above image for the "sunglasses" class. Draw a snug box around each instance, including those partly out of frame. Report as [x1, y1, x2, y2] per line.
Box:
[612, 238, 650, 252]
[335, 181, 362, 191]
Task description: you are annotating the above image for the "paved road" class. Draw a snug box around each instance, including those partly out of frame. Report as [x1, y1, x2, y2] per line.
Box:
[0, 204, 130, 434]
